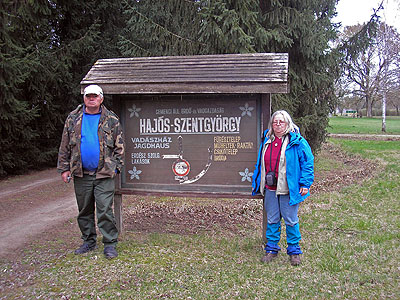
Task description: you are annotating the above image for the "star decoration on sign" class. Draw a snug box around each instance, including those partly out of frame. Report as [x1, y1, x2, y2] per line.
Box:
[239, 168, 253, 182]
[239, 102, 254, 117]
[128, 166, 142, 180]
[128, 104, 141, 118]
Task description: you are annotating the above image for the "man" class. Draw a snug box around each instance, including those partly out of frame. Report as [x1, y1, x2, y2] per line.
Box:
[57, 84, 124, 259]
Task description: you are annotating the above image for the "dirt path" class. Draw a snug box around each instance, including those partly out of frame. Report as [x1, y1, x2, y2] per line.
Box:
[0, 169, 76, 257]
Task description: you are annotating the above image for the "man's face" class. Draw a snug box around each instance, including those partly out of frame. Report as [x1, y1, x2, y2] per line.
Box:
[84, 93, 103, 112]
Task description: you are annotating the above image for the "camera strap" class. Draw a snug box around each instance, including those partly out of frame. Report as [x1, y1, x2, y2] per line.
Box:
[269, 136, 285, 174]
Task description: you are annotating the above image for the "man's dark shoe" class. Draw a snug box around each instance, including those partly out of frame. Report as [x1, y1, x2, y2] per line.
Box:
[74, 243, 97, 255]
[289, 254, 301, 266]
[261, 252, 278, 263]
[104, 246, 118, 259]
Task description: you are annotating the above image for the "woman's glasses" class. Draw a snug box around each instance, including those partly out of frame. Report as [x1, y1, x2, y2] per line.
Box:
[272, 120, 286, 126]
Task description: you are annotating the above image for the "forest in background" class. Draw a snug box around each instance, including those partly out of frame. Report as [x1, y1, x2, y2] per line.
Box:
[1, 0, 395, 177]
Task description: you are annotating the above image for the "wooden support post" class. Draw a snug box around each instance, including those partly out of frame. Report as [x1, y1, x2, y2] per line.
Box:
[114, 193, 123, 235]
[261, 93, 271, 244]
[262, 200, 267, 244]
[114, 171, 123, 235]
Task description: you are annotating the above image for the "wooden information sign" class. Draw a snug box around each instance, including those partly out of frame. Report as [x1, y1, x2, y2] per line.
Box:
[81, 53, 289, 232]
[120, 94, 260, 195]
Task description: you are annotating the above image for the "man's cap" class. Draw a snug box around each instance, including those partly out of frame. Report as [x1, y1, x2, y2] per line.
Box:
[84, 85, 103, 96]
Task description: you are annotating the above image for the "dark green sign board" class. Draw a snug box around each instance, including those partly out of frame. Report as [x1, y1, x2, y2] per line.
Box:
[119, 94, 261, 195]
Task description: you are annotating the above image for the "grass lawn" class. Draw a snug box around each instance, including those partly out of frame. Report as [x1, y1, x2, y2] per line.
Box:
[328, 116, 400, 134]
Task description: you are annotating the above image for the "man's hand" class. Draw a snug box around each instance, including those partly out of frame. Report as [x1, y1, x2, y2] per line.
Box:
[61, 171, 71, 183]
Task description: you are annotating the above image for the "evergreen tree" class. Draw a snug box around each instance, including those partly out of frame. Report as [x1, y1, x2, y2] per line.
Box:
[119, 0, 341, 151]
[1, 0, 379, 177]
[257, 0, 341, 149]
[1, 0, 45, 176]
[119, 0, 204, 57]
[0, 0, 124, 177]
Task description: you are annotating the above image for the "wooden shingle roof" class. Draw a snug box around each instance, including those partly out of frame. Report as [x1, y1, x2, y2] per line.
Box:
[81, 53, 289, 94]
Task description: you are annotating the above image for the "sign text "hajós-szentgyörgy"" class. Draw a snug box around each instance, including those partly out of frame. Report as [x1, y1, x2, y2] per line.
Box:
[139, 115, 241, 135]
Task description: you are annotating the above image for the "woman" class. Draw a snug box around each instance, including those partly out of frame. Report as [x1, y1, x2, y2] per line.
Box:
[252, 110, 314, 266]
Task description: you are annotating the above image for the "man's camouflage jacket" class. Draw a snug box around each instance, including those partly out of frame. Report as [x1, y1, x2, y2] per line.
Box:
[57, 104, 124, 179]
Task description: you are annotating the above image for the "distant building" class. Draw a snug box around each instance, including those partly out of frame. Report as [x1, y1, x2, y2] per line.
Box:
[342, 109, 357, 117]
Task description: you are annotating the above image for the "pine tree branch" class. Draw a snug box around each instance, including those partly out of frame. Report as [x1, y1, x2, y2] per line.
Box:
[125, 2, 206, 47]
[119, 35, 152, 56]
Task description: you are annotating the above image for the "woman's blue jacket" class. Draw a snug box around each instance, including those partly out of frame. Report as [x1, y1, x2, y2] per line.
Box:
[251, 130, 314, 205]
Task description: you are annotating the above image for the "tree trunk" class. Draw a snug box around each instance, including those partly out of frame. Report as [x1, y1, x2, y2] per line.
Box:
[382, 93, 386, 132]
[366, 96, 373, 117]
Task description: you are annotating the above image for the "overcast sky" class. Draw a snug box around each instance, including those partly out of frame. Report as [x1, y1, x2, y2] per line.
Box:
[334, 0, 400, 31]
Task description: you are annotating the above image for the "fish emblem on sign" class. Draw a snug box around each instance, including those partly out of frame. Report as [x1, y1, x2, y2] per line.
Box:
[162, 136, 213, 184]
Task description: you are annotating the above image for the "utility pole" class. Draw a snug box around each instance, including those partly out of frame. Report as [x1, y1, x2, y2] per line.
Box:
[382, 24, 387, 133]
[381, 1, 388, 133]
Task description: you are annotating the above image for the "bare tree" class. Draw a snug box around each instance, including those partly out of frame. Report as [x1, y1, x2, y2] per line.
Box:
[341, 24, 380, 117]
[340, 23, 400, 118]
[379, 0, 400, 130]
